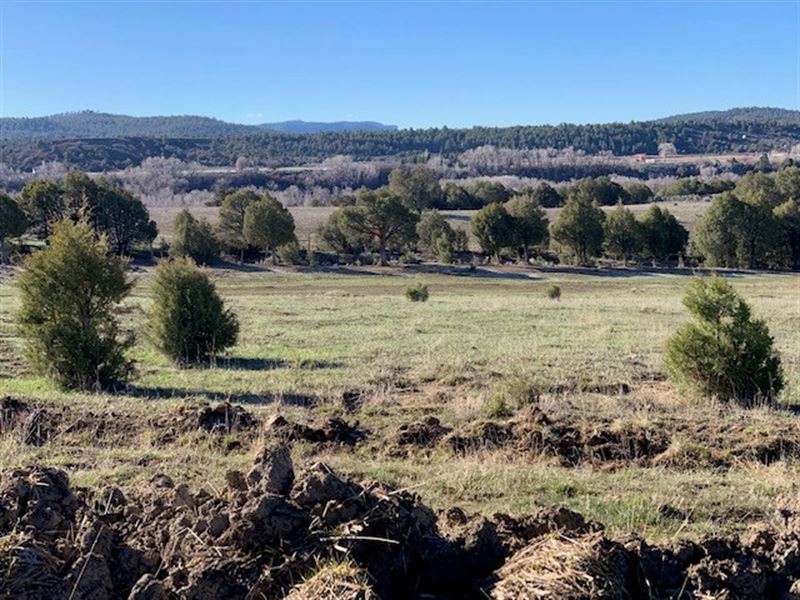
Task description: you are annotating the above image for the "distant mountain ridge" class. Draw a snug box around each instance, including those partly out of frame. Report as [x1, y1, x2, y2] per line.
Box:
[0, 111, 398, 140]
[2, 107, 799, 171]
[257, 120, 397, 133]
[2, 107, 798, 141]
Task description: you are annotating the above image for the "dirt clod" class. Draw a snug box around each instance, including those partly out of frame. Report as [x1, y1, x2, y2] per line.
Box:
[247, 444, 294, 495]
[183, 401, 258, 433]
[267, 414, 365, 446]
[391, 416, 451, 455]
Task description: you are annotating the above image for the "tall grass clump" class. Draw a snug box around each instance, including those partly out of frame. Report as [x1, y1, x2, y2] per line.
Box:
[489, 372, 542, 417]
[665, 275, 783, 406]
[150, 258, 239, 365]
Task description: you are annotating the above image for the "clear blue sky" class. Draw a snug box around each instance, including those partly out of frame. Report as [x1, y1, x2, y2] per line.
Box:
[1, 1, 798, 128]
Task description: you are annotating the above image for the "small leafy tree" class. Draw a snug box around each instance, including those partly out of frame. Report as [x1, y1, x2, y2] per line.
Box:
[243, 196, 296, 263]
[470, 203, 514, 262]
[92, 180, 157, 255]
[624, 182, 654, 205]
[317, 209, 369, 255]
[276, 240, 304, 265]
[774, 165, 800, 201]
[603, 203, 643, 262]
[171, 208, 219, 264]
[0, 192, 27, 263]
[416, 210, 466, 260]
[736, 200, 788, 269]
[506, 194, 548, 263]
[18, 180, 63, 239]
[549, 190, 605, 264]
[150, 258, 239, 365]
[217, 189, 260, 261]
[432, 232, 459, 264]
[388, 166, 442, 215]
[62, 171, 99, 216]
[470, 181, 511, 206]
[774, 199, 800, 268]
[640, 205, 688, 262]
[735, 172, 782, 208]
[339, 187, 418, 265]
[693, 193, 786, 269]
[16, 219, 133, 390]
[665, 276, 783, 405]
[443, 182, 481, 210]
[692, 193, 746, 268]
[527, 182, 563, 208]
[568, 177, 629, 206]
[417, 210, 451, 252]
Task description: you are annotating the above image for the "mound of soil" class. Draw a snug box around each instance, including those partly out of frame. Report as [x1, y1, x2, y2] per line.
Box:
[170, 401, 259, 434]
[147, 401, 261, 450]
[389, 416, 451, 455]
[664, 417, 800, 468]
[1, 451, 798, 600]
[443, 406, 800, 469]
[446, 407, 671, 467]
[266, 414, 365, 446]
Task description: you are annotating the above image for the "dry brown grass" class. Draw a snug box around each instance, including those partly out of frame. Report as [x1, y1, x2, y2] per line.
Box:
[285, 560, 376, 600]
[490, 532, 627, 600]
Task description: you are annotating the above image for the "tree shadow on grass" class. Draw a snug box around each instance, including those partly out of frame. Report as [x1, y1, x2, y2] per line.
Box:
[299, 265, 393, 277]
[207, 357, 343, 371]
[441, 213, 471, 222]
[211, 259, 269, 273]
[400, 264, 542, 280]
[121, 385, 317, 406]
[534, 265, 783, 278]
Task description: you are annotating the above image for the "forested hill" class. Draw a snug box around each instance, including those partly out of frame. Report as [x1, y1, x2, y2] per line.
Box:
[0, 111, 259, 139]
[1, 108, 799, 171]
[0, 112, 398, 139]
[655, 107, 800, 125]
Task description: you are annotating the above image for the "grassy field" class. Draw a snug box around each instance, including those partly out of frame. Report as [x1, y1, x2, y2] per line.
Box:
[0, 264, 798, 543]
[149, 200, 711, 250]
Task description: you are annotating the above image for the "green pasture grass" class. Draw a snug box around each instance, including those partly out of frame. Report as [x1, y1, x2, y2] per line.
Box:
[0, 264, 797, 544]
[1, 267, 797, 404]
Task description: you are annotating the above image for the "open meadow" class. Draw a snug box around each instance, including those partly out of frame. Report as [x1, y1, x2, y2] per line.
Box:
[1, 263, 798, 548]
[3, 1, 800, 595]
